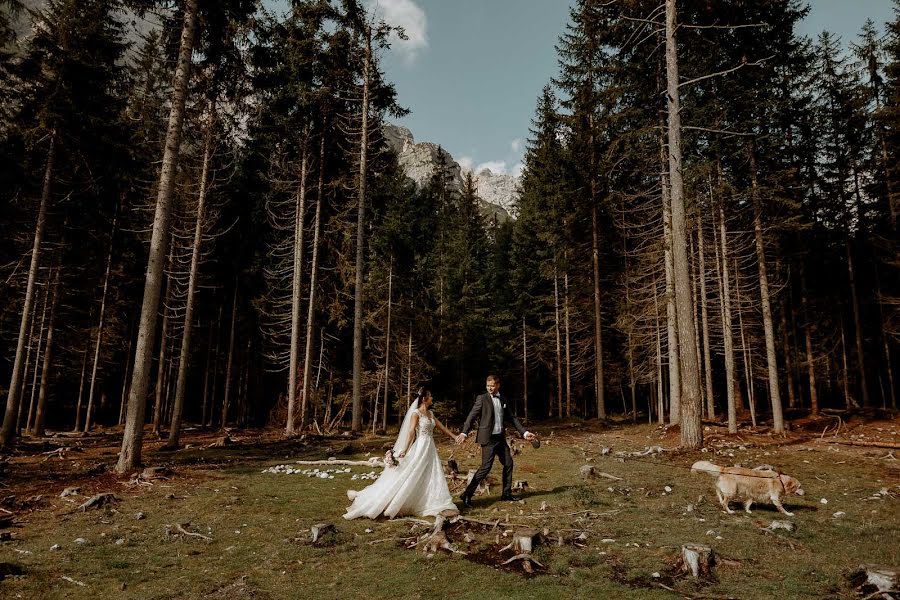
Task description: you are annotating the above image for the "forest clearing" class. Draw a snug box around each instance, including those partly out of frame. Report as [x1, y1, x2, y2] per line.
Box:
[0, 414, 898, 599]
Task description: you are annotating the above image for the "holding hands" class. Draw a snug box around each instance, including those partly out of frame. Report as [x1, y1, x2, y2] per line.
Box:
[455, 432, 467, 445]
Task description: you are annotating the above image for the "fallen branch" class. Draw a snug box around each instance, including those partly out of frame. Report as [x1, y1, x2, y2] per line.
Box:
[817, 439, 900, 450]
[166, 523, 212, 542]
[61, 575, 86, 587]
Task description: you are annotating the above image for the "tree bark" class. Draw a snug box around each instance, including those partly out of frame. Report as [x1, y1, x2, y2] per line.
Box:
[118, 323, 134, 426]
[1, 132, 56, 447]
[564, 270, 572, 418]
[31, 267, 60, 436]
[221, 284, 238, 430]
[287, 134, 310, 435]
[22, 274, 48, 434]
[553, 268, 563, 418]
[698, 209, 714, 420]
[736, 258, 756, 427]
[715, 200, 737, 433]
[152, 245, 175, 435]
[382, 258, 392, 432]
[522, 316, 528, 422]
[301, 133, 327, 429]
[661, 138, 681, 425]
[749, 151, 784, 433]
[591, 205, 606, 418]
[116, 0, 198, 473]
[665, 0, 702, 447]
[84, 212, 117, 433]
[351, 29, 372, 433]
[166, 107, 215, 448]
[844, 240, 870, 407]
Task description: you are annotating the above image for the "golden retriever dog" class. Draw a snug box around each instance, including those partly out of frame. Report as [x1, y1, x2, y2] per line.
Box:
[692, 461, 805, 516]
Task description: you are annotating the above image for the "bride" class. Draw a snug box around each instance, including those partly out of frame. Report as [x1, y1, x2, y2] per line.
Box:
[343, 386, 459, 519]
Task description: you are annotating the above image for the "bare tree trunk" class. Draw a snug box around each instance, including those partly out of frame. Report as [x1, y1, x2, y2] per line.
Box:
[1, 132, 56, 447]
[382, 258, 392, 432]
[85, 213, 117, 433]
[653, 276, 665, 425]
[22, 275, 49, 434]
[73, 344, 89, 432]
[665, 0, 701, 447]
[698, 210, 714, 420]
[736, 259, 756, 427]
[351, 30, 372, 433]
[18, 279, 41, 433]
[691, 235, 704, 417]
[221, 285, 238, 430]
[875, 277, 897, 409]
[119, 324, 134, 426]
[844, 240, 870, 407]
[406, 327, 412, 409]
[840, 319, 855, 409]
[116, 0, 199, 473]
[591, 206, 606, 419]
[31, 268, 60, 437]
[167, 108, 215, 448]
[780, 296, 797, 409]
[152, 245, 175, 436]
[201, 324, 213, 427]
[301, 133, 327, 430]
[522, 316, 528, 422]
[287, 134, 310, 435]
[662, 140, 681, 425]
[208, 304, 223, 427]
[553, 269, 563, 418]
[798, 265, 818, 413]
[749, 152, 784, 433]
[715, 201, 737, 433]
[564, 270, 572, 418]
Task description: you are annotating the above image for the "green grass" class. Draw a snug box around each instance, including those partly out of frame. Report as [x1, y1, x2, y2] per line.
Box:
[1, 421, 898, 599]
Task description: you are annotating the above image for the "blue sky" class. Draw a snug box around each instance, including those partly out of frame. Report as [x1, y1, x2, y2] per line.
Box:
[268, 0, 897, 178]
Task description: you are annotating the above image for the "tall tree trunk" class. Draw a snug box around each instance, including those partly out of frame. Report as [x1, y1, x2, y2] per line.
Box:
[875, 275, 897, 409]
[221, 285, 238, 430]
[749, 151, 784, 433]
[522, 316, 528, 422]
[698, 210, 714, 420]
[119, 323, 134, 426]
[1, 132, 56, 447]
[287, 133, 310, 435]
[382, 258, 392, 432]
[553, 268, 563, 418]
[690, 235, 704, 416]
[116, 0, 199, 473]
[653, 275, 665, 425]
[564, 270, 572, 418]
[715, 201, 737, 433]
[301, 133, 327, 430]
[844, 240, 870, 406]
[22, 275, 49, 434]
[73, 343, 89, 432]
[780, 295, 797, 410]
[661, 139, 681, 425]
[201, 324, 213, 427]
[351, 30, 372, 433]
[18, 279, 41, 433]
[406, 326, 412, 410]
[84, 213, 117, 433]
[840, 319, 855, 409]
[31, 267, 60, 437]
[735, 259, 757, 427]
[208, 304, 223, 427]
[591, 205, 606, 419]
[152, 245, 175, 435]
[664, 0, 701, 447]
[800, 264, 818, 413]
[167, 108, 215, 449]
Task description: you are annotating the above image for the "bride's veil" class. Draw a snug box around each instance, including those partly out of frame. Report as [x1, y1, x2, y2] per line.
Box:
[392, 399, 420, 455]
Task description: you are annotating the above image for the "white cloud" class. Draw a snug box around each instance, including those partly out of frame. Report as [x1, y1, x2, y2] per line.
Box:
[457, 156, 475, 173]
[366, 0, 428, 64]
[476, 160, 508, 175]
[510, 138, 523, 153]
[511, 162, 524, 179]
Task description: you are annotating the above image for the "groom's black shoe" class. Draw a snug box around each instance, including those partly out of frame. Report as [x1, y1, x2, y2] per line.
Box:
[460, 494, 473, 509]
[500, 493, 520, 502]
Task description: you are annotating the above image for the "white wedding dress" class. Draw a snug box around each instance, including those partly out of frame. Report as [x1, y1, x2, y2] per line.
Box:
[343, 408, 457, 520]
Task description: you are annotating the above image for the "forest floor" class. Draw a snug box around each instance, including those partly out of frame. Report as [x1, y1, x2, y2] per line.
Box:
[0, 413, 898, 599]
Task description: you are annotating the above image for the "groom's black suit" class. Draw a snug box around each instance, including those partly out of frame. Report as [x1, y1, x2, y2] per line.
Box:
[461, 392, 527, 499]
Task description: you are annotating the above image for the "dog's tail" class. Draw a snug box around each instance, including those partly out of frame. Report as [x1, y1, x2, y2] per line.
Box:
[691, 460, 722, 477]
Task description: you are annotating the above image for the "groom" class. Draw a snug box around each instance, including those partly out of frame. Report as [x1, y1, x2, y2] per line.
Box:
[455, 374, 535, 508]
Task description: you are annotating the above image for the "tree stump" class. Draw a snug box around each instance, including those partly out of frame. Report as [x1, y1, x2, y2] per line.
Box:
[849, 564, 899, 594]
[579, 465, 597, 480]
[77, 493, 118, 511]
[681, 544, 716, 578]
[501, 528, 539, 554]
[310, 523, 335, 544]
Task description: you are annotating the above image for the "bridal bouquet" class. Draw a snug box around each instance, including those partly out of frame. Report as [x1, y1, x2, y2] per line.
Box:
[383, 449, 399, 468]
